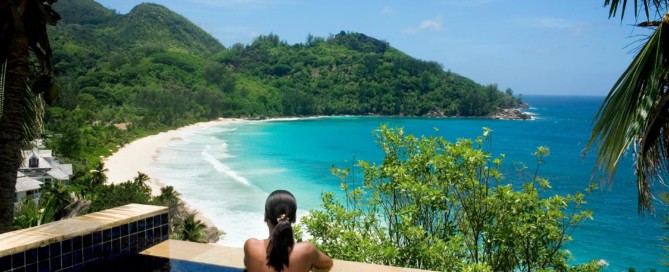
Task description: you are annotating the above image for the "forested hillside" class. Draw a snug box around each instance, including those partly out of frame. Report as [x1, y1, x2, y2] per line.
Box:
[45, 0, 523, 172]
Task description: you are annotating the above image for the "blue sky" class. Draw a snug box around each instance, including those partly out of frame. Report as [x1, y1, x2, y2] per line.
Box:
[95, 0, 650, 96]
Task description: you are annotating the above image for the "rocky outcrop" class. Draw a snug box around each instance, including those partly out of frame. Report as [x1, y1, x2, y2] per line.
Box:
[424, 108, 447, 118]
[205, 226, 222, 243]
[492, 109, 532, 120]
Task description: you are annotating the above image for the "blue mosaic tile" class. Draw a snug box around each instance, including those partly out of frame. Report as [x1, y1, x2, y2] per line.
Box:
[112, 239, 121, 255]
[72, 249, 82, 266]
[83, 247, 93, 262]
[1, 211, 169, 272]
[25, 248, 37, 264]
[73, 236, 82, 251]
[12, 252, 25, 268]
[61, 239, 72, 254]
[49, 242, 61, 259]
[138, 218, 146, 231]
[49, 256, 60, 271]
[129, 233, 137, 246]
[111, 226, 121, 240]
[25, 262, 37, 272]
[153, 215, 160, 228]
[102, 242, 112, 256]
[103, 229, 111, 242]
[61, 252, 72, 268]
[161, 224, 168, 237]
[0, 255, 10, 271]
[129, 221, 137, 233]
[147, 228, 154, 241]
[137, 231, 146, 247]
[37, 260, 49, 272]
[82, 234, 92, 248]
[92, 231, 102, 245]
[121, 223, 129, 236]
[37, 245, 49, 260]
[146, 218, 154, 230]
[120, 236, 129, 250]
[92, 244, 102, 258]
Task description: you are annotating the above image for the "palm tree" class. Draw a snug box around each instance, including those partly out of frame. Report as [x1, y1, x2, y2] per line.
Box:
[0, 0, 60, 233]
[174, 213, 207, 243]
[587, 0, 669, 213]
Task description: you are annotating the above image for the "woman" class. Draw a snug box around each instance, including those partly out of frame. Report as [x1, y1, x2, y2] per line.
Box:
[244, 190, 333, 272]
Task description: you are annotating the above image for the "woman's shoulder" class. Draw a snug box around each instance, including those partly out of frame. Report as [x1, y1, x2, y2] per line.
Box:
[244, 238, 264, 253]
[293, 241, 318, 255]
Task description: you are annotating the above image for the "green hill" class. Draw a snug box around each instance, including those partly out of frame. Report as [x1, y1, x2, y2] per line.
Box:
[117, 3, 224, 56]
[45, 0, 523, 170]
[52, 0, 118, 25]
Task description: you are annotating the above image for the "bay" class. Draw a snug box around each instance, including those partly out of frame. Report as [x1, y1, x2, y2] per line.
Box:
[145, 95, 663, 271]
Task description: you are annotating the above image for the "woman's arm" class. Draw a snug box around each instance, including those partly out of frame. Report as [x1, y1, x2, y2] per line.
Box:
[308, 243, 333, 270]
[243, 239, 252, 268]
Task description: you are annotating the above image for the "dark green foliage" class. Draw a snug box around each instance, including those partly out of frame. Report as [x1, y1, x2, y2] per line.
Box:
[117, 3, 224, 56]
[88, 173, 152, 212]
[53, 0, 119, 25]
[226, 31, 522, 117]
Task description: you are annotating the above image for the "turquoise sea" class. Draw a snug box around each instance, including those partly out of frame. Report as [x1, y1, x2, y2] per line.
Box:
[145, 95, 664, 271]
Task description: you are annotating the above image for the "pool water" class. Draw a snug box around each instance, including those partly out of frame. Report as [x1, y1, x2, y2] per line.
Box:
[82, 254, 244, 272]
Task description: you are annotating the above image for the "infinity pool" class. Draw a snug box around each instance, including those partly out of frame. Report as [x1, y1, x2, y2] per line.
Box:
[83, 254, 244, 272]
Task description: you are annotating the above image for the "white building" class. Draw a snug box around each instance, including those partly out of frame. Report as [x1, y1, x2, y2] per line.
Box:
[15, 148, 73, 203]
[15, 172, 43, 204]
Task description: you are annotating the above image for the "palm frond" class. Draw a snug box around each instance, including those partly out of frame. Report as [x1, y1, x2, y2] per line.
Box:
[21, 57, 45, 148]
[587, 13, 669, 213]
[604, 0, 669, 21]
[0, 60, 5, 120]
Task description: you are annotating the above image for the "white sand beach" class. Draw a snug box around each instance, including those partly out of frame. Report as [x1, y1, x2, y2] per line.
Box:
[103, 118, 242, 228]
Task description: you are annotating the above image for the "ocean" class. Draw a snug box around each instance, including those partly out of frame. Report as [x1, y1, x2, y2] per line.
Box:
[145, 95, 664, 271]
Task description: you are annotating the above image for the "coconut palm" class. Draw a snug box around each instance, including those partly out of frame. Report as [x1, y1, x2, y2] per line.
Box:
[587, 0, 669, 213]
[0, 0, 60, 233]
[174, 213, 207, 243]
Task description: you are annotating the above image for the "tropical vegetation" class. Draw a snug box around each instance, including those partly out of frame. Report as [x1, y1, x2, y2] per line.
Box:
[1, 0, 524, 234]
[302, 127, 602, 271]
[12, 166, 213, 242]
[587, 0, 669, 213]
[0, 0, 61, 233]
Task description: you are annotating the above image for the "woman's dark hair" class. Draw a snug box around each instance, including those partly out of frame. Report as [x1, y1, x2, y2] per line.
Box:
[265, 190, 297, 272]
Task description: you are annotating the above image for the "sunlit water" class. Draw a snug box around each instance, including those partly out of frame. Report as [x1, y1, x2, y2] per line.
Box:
[145, 95, 664, 271]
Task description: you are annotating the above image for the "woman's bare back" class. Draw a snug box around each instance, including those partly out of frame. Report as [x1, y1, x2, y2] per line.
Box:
[244, 238, 332, 272]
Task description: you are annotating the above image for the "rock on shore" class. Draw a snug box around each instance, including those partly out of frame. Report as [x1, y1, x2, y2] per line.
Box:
[492, 108, 532, 120]
[422, 107, 532, 120]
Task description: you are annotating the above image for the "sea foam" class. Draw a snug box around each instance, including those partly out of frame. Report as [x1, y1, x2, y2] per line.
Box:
[201, 149, 250, 186]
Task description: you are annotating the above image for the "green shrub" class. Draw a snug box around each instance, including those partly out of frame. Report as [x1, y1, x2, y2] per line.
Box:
[302, 126, 601, 271]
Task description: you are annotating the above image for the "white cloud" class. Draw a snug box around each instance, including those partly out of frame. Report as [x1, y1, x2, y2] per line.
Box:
[404, 16, 443, 34]
[524, 17, 588, 35]
[381, 6, 394, 15]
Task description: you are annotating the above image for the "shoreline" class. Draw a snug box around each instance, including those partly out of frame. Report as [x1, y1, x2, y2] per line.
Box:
[103, 118, 244, 231]
[102, 113, 533, 239]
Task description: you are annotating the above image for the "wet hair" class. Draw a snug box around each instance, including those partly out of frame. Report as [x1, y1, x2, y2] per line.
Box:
[264, 190, 297, 272]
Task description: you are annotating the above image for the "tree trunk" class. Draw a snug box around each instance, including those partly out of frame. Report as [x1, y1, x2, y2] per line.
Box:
[0, 31, 29, 233]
